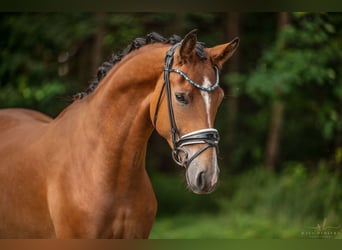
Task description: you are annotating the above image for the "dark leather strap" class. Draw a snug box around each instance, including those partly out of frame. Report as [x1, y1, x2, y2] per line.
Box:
[153, 43, 221, 168]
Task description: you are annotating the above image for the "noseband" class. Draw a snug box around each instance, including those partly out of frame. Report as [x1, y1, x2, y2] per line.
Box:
[153, 43, 220, 168]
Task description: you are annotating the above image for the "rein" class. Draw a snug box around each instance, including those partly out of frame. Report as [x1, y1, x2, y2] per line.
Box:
[153, 43, 220, 168]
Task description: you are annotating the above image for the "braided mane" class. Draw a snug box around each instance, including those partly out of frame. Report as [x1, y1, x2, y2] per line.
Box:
[73, 32, 207, 101]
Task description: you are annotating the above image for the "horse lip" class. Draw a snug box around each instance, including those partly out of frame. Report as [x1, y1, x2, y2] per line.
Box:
[188, 183, 216, 194]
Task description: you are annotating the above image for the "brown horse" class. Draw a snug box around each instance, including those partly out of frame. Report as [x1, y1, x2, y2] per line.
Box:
[0, 30, 239, 238]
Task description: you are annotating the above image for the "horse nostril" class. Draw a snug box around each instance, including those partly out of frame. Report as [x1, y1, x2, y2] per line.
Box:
[196, 171, 206, 190]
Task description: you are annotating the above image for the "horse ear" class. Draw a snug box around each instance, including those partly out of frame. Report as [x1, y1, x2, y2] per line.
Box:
[209, 37, 239, 68]
[179, 29, 198, 63]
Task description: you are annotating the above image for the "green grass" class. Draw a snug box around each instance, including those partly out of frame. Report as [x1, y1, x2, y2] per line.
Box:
[149, 164, 342, 239]
[151, 212, 304, 239]
[151, 212, 342, 239]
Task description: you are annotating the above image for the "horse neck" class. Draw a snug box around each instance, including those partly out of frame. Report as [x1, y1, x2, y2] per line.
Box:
[53, 45, 167, 183]
[91, 45, 166, 147]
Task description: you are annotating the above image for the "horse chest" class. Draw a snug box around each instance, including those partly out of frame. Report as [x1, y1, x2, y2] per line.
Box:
[110, 203, 156, 238]
[109, 177, 158, 238]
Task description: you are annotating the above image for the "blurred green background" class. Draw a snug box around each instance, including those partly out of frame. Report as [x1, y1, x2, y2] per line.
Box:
[0, 13, 341, 238]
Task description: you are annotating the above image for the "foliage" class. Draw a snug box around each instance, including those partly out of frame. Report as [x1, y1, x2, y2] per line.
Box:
[221, 13, 342, 170]
[221, 164, 341, 223]
[151, 164, 342, 238]
[0, 80, 66, 115]
[0, 13, 93, 115]
[246, 13, 342, 143]
[245, 14, 341, 100]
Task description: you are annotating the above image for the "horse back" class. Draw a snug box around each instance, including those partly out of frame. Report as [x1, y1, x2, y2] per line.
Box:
[0, 108, 55, 237]
[0, 108, 52, 125]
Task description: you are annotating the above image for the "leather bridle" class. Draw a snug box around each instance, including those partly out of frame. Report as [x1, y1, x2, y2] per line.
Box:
[153, 42, 220, 168]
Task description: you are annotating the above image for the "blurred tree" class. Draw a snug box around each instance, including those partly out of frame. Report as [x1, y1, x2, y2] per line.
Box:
[264, 12, 289, 171]
[91, 13, 106, 75]
[245, 13, 342, 170]
[0, 13, 102, 115]
[222, 12, 241, 166]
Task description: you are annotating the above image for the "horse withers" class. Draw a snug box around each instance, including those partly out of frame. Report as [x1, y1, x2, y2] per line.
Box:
[0, 30, 239, 238]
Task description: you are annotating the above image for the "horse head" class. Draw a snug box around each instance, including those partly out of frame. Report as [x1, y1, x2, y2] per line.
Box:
[151, 30, 239, 194]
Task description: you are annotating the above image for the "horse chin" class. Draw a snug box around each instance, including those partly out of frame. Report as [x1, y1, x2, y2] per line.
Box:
[185, 162, 219, 195]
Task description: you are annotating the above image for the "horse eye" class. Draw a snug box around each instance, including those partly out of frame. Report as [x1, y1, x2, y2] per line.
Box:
[175, 93, 189, 105]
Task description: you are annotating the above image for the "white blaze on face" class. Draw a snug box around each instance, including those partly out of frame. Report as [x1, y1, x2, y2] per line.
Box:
[200, 76, 219, 186]
[201, 76, 212, 127]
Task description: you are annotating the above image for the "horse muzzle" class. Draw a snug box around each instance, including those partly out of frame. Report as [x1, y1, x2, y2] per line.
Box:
[171, 128, 220, 194]
[186, 165, 220, 194]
